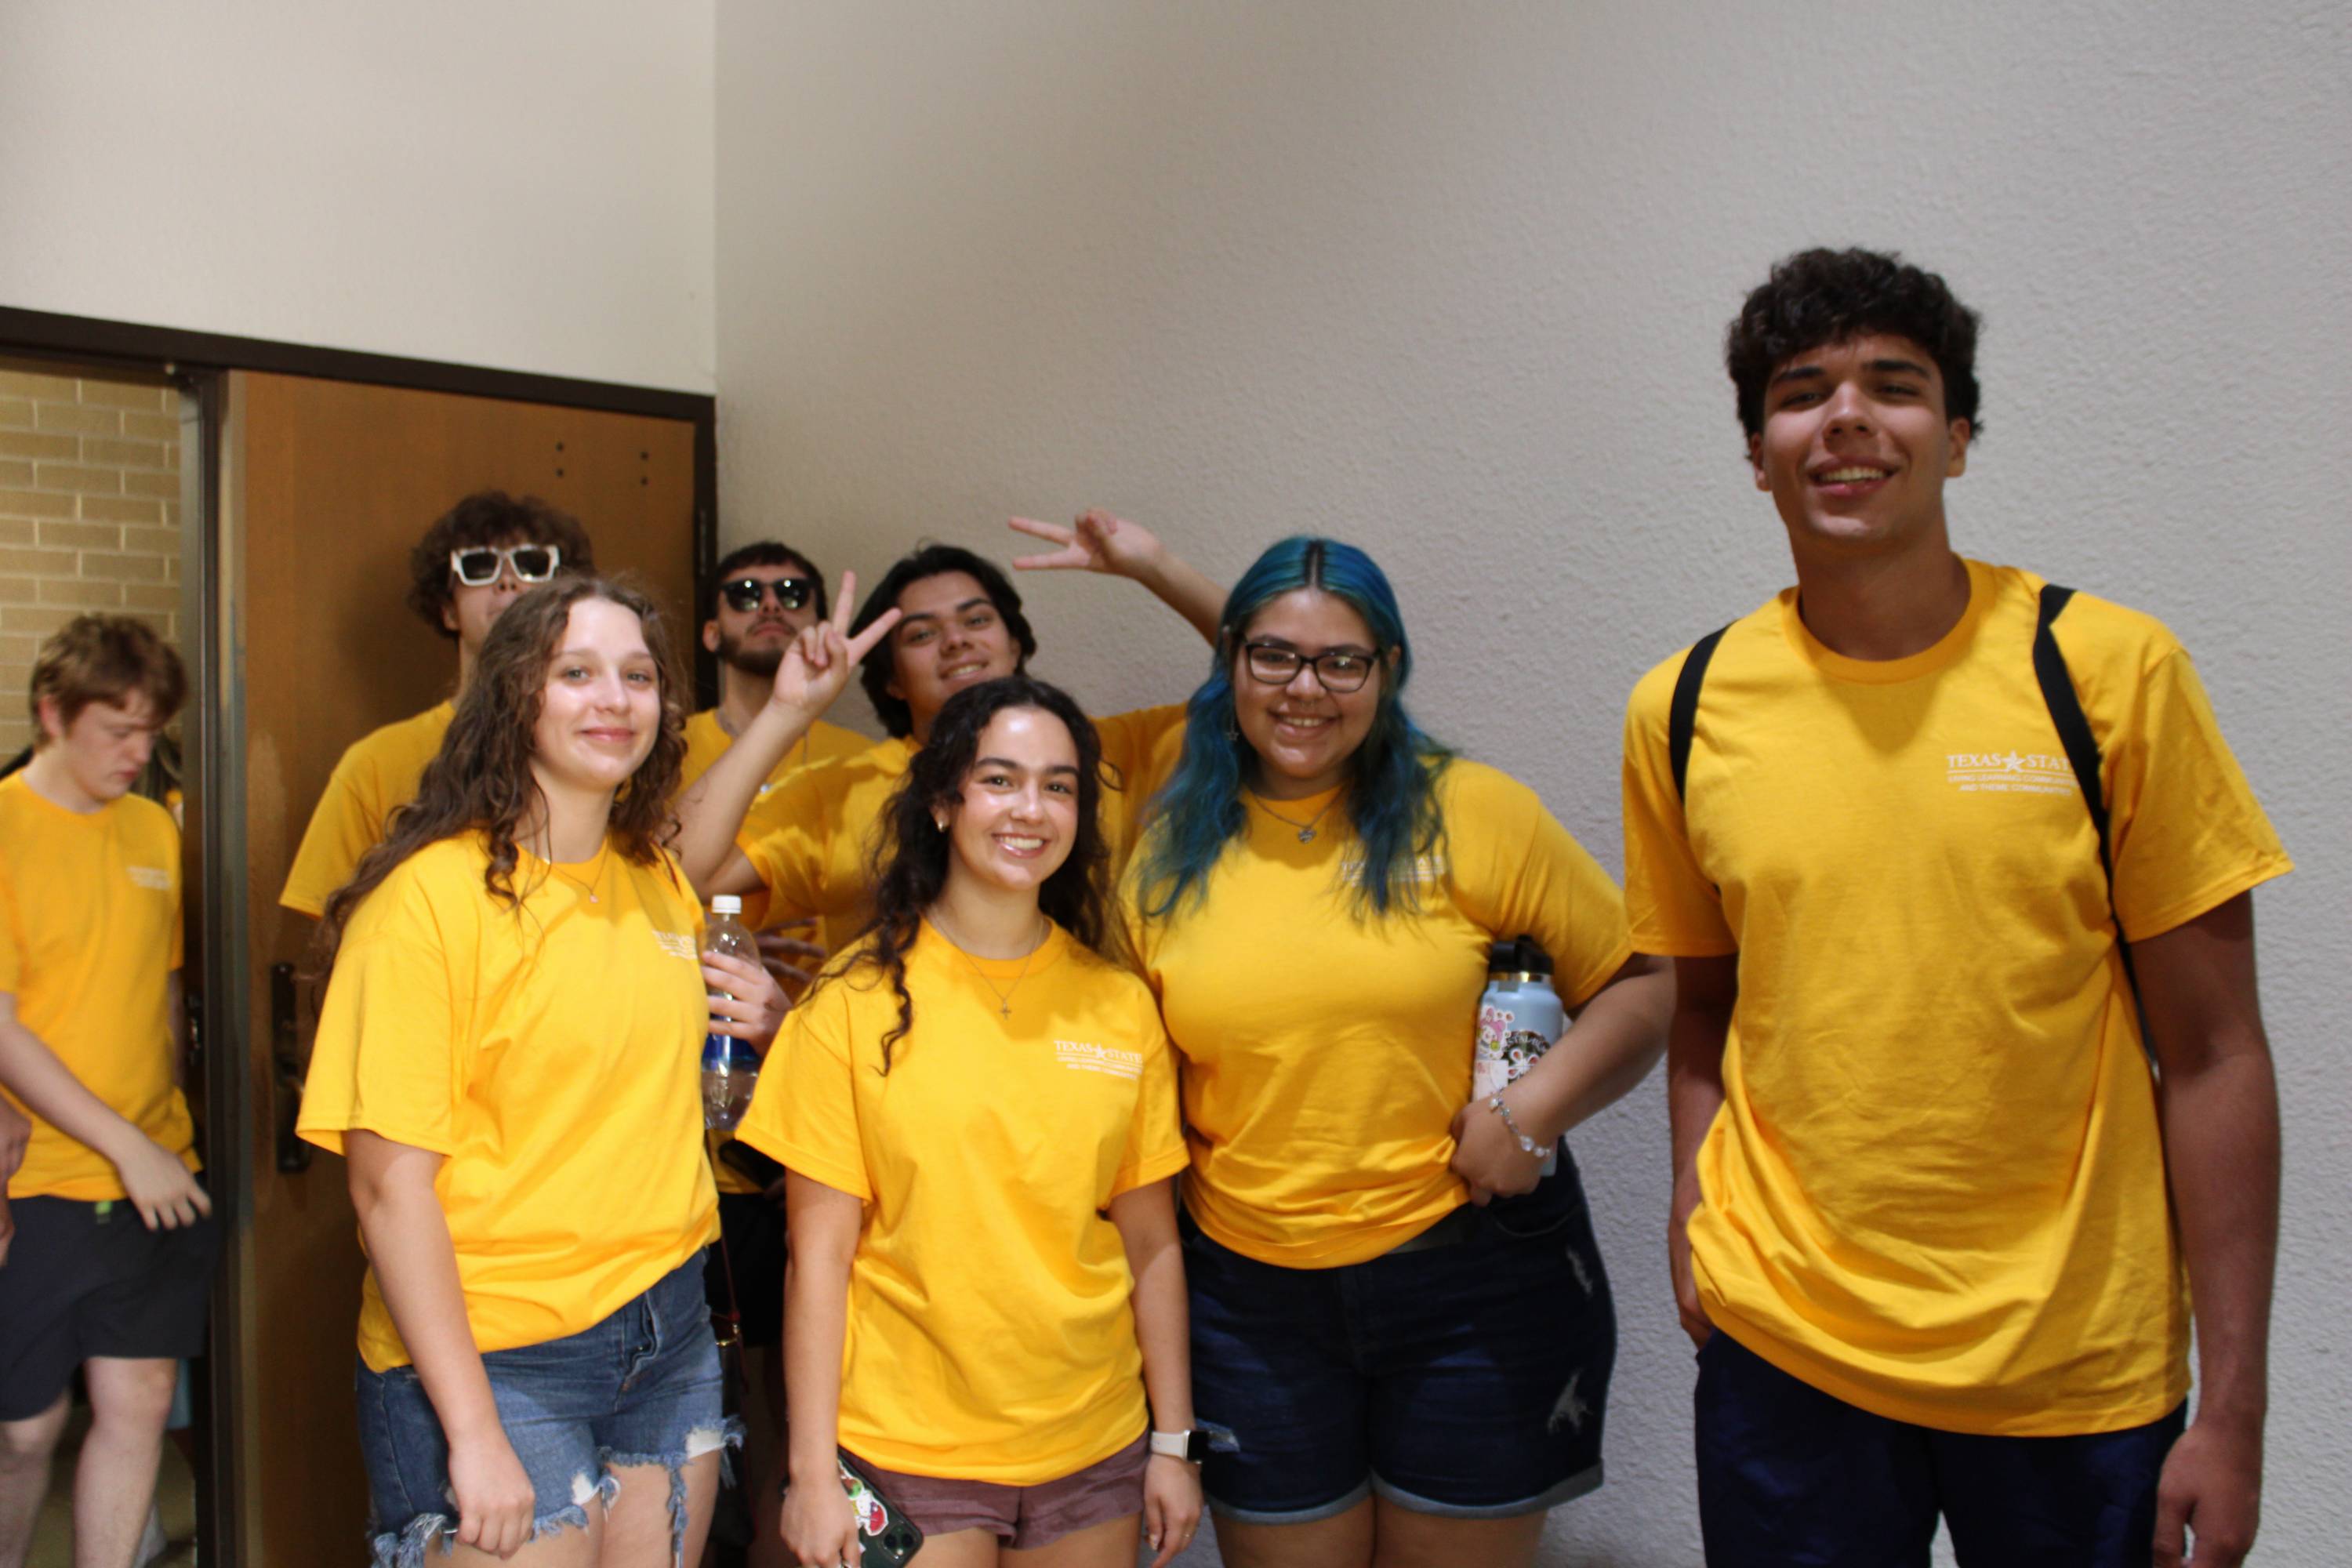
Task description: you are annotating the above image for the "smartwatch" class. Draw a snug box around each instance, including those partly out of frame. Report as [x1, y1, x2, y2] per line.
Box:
[1149, 1428, 1208, 1462]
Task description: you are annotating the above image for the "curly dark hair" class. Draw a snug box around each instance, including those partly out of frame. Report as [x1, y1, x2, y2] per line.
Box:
[317, 575, 689, 965]
[1726, 248, 1983, 443]
[847, 544, 1037, 739]
[834, 675, 1127, 1072]
[405, 491, 596, 641]
[706, 539, 828, 622]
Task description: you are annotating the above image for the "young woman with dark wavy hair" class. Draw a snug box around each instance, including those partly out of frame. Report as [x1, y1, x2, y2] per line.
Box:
[733, 674, 1203, 1568]
[296, 575, 796, 1568]
[1126, 536, 1672, 1568]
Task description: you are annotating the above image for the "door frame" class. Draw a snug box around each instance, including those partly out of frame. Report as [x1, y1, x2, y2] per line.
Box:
[0, 305, 717, 1567]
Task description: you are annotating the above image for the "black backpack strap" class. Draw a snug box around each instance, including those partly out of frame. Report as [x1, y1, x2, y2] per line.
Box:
[2032, 583, 2143, 1008]
[1668, 625, 1730, 804]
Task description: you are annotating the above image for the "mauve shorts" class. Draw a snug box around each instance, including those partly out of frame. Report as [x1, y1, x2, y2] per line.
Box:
[846, 1432, 1149, 1550]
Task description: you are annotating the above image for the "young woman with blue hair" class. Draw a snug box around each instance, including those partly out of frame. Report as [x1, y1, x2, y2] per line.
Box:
[1124, 536, 1671, 1568]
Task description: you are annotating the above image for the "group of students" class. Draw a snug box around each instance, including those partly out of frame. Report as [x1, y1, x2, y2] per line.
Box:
[0, 245, 2287, 1568]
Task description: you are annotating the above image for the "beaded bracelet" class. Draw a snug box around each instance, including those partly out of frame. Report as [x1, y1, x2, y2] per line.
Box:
[1486, 1094, 1543, 1158]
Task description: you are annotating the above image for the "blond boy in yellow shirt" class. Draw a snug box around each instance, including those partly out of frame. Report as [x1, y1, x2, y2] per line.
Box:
[0, 617, 215, 1568]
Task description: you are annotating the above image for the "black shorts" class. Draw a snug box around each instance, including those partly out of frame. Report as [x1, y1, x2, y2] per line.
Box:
[0, 1194, 219, 1420]
[704, 1192, 786, 1350]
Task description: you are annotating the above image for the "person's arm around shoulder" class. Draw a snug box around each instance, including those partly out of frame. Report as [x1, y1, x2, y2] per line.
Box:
[1007, 511, 1225, 644]
[779, 1172, 865, 1568]
[0, 993, 209, 1231]
[2137, 893, 2277, 1568]
[344, 1131, 534, 1557]
[674, 572, 902, 897]
[1664, 953, 1735, 1348]
[1109, 1177, 1203, 1567]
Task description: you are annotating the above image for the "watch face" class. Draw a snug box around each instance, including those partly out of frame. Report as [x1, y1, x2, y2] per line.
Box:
[1186, 1429, 1210, 1463]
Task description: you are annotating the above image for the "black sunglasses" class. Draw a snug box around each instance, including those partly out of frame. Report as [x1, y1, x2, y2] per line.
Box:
[719, 575, 815, 614]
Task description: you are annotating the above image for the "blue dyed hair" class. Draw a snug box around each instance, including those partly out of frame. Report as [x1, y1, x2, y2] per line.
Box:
[1134, 535, 1451, 920]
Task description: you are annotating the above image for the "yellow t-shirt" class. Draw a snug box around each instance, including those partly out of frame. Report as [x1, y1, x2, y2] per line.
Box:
[1127, 760, 1632, 1268]
[1621, 558, 2292, 1436]
[297, 833, 719, 1373]
[680, 708, 871, 798]
[0, 775, 194, 1200]
[739, 704, 1187, 941]
[280, 702, 456, 916]
[737, 922, 1186, 1483]
[686, 708, 881, 1194]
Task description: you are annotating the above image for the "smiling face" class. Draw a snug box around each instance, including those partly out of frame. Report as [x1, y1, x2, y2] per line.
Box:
[528, 597, 662, 802]
[1232, 588, 1389, 800]
[886, 571, 1023, 736]
[939, 706, 1081, 898]
[1749, 332, 1970, 561]
[38, 693, 162, 806]
[702, 559, 821, 678]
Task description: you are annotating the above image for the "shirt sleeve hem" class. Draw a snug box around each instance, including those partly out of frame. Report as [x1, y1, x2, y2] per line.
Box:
[750, 1134, 871, 1201]
[293, 1120, 457, 1159]
[2122, 855, 2294, 944]
[1109, 1142, 1192, 1199]
[278, 888, 327, 917]
[1559, 935, 1635, 1010]
[1628, 931, 1740, 960]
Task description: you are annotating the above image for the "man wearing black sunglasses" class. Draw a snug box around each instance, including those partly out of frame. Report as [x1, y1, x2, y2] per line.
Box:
[281, 491, 593, 918]
[685, 541, 870, 819]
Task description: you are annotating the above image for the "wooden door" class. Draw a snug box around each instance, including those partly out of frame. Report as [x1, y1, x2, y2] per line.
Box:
[222, 371, 698, 1564]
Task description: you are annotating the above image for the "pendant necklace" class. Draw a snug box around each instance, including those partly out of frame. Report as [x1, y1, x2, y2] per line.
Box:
[931, 910, 1051, 1018]
[1249, 792, 1339, 844]
[545, 841, 608, 904]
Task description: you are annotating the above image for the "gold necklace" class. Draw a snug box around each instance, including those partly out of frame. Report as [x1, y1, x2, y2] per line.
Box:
[544, 841, 609, 904]
[1249, 791, 1340, 844]
[931, 910, 1051, 1018]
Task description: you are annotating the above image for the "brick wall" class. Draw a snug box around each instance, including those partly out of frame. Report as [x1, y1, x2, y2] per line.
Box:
[0, 362, 183, 757]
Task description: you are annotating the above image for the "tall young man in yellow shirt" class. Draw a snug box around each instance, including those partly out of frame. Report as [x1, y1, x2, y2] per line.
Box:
[279, 491, 593, 916]
[0, 617, 216, 1568]
[1624, 249, 2287, 1568]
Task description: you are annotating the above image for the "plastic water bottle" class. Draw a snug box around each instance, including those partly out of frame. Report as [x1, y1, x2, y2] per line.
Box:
[1475, 936, 1566, 1176]
[700, 895, 760, 1131]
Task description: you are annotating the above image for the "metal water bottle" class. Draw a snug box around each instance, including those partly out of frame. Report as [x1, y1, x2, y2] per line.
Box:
[699, 895, 760, 1131]
[1475, 936, 1565, 1176]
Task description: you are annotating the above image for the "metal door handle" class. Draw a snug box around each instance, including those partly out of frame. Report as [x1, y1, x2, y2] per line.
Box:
[270, 962, 311, 1173]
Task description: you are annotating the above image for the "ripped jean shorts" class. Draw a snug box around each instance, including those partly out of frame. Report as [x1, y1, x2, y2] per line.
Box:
[355, 1251, 739, 1568]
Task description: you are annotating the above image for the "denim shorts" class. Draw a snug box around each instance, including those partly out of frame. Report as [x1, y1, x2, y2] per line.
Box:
[355, 1252, 739, 1568]
[1181, 1145, 1617, 1523]
[1695, 1330, 2187, 1567]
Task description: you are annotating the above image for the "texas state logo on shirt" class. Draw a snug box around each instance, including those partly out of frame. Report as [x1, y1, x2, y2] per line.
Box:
[126, 865, 173, 891]
[1944, 746, 2075, 797]
[1053, 1039, 1144, 1080]
[651, 929, 699, 961]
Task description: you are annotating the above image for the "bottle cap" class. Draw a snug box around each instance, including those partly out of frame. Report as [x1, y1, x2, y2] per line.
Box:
[711, 895, 742, 916]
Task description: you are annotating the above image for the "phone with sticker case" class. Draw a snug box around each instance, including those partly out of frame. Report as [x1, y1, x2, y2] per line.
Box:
[837, 1450, 924, 1568]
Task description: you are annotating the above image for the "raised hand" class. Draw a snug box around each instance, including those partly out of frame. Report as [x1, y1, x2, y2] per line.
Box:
[768, 568, 903, 720]
[1007, 510, 1168, 579]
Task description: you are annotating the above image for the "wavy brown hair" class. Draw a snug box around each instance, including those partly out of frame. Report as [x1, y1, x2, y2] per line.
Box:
[317, 575, 690, 964]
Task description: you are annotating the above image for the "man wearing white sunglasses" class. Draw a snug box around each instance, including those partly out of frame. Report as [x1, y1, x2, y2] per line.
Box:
[279, 491, 593, 919]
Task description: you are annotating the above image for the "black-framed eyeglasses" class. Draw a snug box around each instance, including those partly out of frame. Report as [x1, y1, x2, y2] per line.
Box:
[1240, 640, 1378, 693]
[450, 544, 561, 586]
[719, 575, 815, 614]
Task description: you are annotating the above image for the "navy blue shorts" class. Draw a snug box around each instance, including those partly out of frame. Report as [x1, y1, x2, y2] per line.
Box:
[355, 1253, 739, 1568]
[1695, 1330, 2187, 1567]
[1181, 1149, 1616, 1523]
[0, 1193, 217, 1421]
